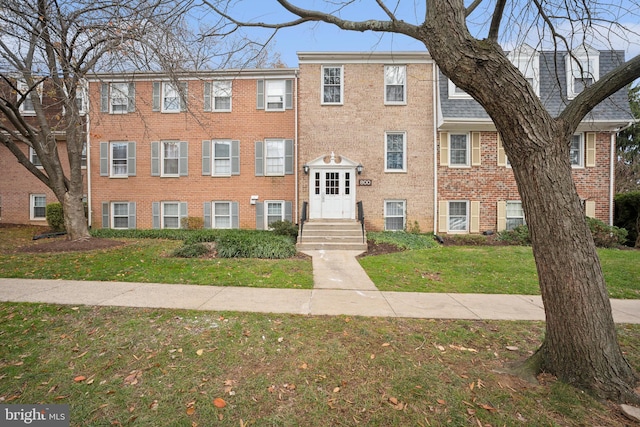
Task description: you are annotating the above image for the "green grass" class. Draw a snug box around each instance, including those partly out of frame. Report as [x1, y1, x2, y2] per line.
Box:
[1, 303, 638, 426]
[359, 245, 640, 298]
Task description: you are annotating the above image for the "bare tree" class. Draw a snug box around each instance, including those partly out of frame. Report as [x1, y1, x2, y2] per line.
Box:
[203, 0, 640, 403]
[0, 0, 198, 239]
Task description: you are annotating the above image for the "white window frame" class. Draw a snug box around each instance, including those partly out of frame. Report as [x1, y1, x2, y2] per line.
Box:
[110, 82, 130, 114]
[265, 200, 285, 228]
[30, 194, 46, 220]
[265, 139, 285, 176]
[213, 140, 232, 176]
[110, 142, 129, 177]
[566, 48, 599, 99]
[385, 131, 407, 172]
[508, 45, 540, 96]
[265, 80, 285, 111]
[449, 133, 470, 167]
[17, 80, 42, 115]
[506, 201, 526, 230]
[321, 65, 343, 105]
[448, 79, 471, 99]
[384, 200, 406, 231]
[111, 202, 131, 229]
[570, 133, 584, 168]
[81, 142, 87, 169]
[213, 80, 232, 112]
[161, 202, 181, 229]
[161, 82, 181, 113]
[161, 140, 180, 176]
[213, 201, 233, 229]
[448, 200, 469, 233]
[29, 147, 42, 168]
[384, 65, 406, 105]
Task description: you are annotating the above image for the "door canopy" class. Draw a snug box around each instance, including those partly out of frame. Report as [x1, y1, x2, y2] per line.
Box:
[305, 152, 360, 170]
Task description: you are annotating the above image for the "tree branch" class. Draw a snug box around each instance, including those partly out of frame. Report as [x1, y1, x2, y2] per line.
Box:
[465, 0, 484, 17]
[488, 0, 506, 41]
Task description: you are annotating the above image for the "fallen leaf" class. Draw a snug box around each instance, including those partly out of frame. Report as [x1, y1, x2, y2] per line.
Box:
[73, 376, 86, 383]
[196, 349, 204, 356]
[333, 387, 340, 393]
[186, 407, 195, 416]
[382, 343, 390, 347]
[149, 400, 158, 410]
[506, 346, 519, 351]
[479, 403, 497, 412]
[437, 399, 446, 405]
[213, 397, 226, 408]
[299, 362, 308, 370]
[370, 354, 375, 359]
[277, 337, 284, 343]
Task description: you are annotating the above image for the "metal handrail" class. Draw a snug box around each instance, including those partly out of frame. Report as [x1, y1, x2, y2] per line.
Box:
[299, 201, 308, 242]
[357, 201, 365, 243]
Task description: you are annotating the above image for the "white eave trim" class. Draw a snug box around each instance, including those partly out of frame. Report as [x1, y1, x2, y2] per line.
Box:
[297, 51, 433, 64]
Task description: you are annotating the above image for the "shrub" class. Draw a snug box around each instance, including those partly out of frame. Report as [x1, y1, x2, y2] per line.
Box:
[586, 217, 627, 248]
[497, 225, 531, 245]
[407, 220, 421, 234]
[172, 243, 210, 258]
[182, 217, 204, 230]
[269, 220, 298, 240]
[368, 231, 439, 250]
[614, 191, 640, 247]
[46, 203, 65, 232]
[447, 234, 488, 246]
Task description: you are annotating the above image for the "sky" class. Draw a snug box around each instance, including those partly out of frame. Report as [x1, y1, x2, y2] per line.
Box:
[204, 0, 640, 68]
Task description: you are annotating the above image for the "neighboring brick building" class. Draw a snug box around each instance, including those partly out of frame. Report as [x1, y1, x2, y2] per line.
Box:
[87, 69, 297, 230]
[436, 45, 633, 234]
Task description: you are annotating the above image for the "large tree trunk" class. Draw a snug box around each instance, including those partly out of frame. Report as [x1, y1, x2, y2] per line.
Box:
[61, 191, 90, 241]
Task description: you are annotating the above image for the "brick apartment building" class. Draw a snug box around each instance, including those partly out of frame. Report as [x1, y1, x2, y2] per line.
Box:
[1, 47, 634, 234]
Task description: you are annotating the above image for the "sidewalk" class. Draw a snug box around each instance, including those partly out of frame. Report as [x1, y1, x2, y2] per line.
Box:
[1, 250, 639, 323]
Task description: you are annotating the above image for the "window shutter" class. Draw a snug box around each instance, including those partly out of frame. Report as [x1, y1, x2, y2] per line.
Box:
[470, 201, 480, 233]
[203, 202, 211, 229]
[180, 202, 188, 225]
[255, 141, 264, 176]
[285, 79, 293, 109]
[231, 140, 240, 175]
[285, 201, 292, 222]
[180, 82, 188, 111]
[100, 142, 108, 176]
[204, 82, 212, 112]
[100, 83, 109, 113]
[471, 132, 481, 166]
[586, 132, 596, 167]
[496, 201, 506, 231]
[585, 200, 596, 218]
[152, 82, 161, 111]
[151, 141, 160, 176]
[127, 82, 135, 112]
[231, 202, 239, 229]
[102, 202, 109, 228]
[438, 201, 448, 233]
[256, 80, 264, 110]
[152, 202, 160, 229]
[256, 202, 264, 230]
[284, 139, 294, 174]
[129, 202, 136, 229]
[497, 133, 506, 167]
[202, 140, 211, 176]
[439, 132, 449, 166]
[179, 141, 188, 176]
[127, 142, 136, 176]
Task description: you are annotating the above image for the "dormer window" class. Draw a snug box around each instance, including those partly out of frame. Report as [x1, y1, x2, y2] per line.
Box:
[448, 79, 471, 99]
[566, 45, 599, 99]
[508, 44, 540, 96]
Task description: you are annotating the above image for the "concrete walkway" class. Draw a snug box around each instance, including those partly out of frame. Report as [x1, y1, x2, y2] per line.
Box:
[1, 249, 639, 323]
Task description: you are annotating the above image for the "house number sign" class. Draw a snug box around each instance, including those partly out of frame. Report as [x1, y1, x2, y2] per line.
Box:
[359, 179, 372, 186]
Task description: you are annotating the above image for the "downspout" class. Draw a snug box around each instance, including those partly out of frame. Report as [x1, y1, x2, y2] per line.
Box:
[609, 132, 615, 226]
[433, 64, 439, 234]
[294, 69, 299, 223]
[86, 85, 92, 229]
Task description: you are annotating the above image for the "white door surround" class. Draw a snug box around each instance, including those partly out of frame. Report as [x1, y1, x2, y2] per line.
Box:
[306, 152, 359, 220]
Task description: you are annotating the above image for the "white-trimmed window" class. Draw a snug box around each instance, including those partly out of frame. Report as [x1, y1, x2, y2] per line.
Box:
[29, 147, 42, 167]
[448, 201, 468, 232]
[322, 66, 343, 104]
[385, 65, 406, 104]
[266, 80, 285, 111]
[265, 139, 285, 176]
[566, 46, 599, 99]
[508, 45, 540, 96]
[30, 194, 46, 220]
[81, 142, 87, 168]
[112, 202, 132, 229]
[570, 134, 584, 167]
[110, 82, 131, 114]
[111, 142, 129, 176]
[448, 79, 471, 99]
[266, 201, 285, 227]
[214, 201, 233, 229]
[162, 141, 180, 176]
[385, 200, 406, 231]
[162, 202, 181, 229]
[100, 141, 135, 177]
[17, 80, 41, 115]
[213, 140, 232, 176]
[162, 82, 180, 112]
[450, 133, 470, 166]
[385, 132, 406, 172]
[213, 80, 232, 111]
[506, 201, 526, 230]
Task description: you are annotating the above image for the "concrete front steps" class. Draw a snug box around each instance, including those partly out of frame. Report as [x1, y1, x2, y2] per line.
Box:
[296, 219, 367, 252]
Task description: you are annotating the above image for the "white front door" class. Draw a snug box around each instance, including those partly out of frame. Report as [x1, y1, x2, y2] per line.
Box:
[309, 169, 355, 219]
